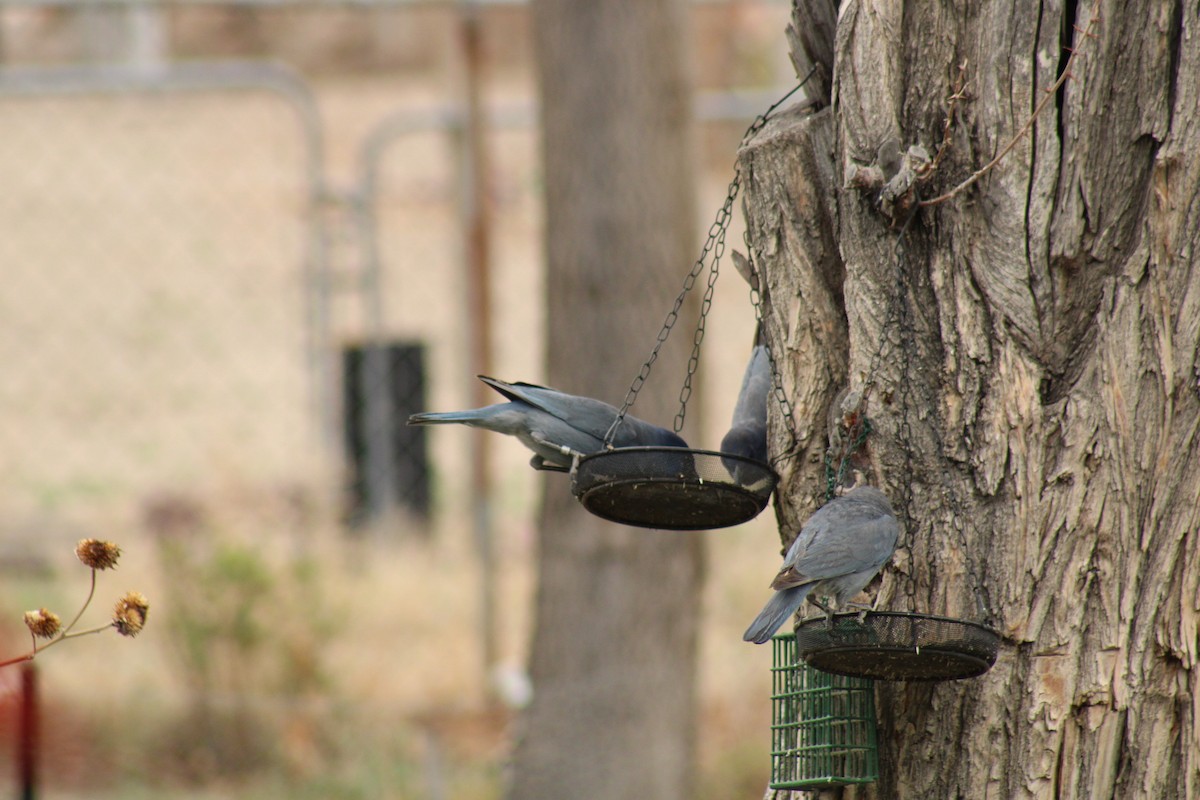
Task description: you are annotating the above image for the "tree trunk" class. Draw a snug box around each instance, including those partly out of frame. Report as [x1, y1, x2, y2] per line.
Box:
[743, 1, 1200, 797]
[507, 3, 704, 799]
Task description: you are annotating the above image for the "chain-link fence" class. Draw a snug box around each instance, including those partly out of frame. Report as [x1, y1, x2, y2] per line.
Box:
[0, 1, 794, 794]
[0, 65, 325, 524]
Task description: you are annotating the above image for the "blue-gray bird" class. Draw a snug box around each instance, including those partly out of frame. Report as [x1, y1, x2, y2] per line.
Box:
[743, 485, 899, 644]
[720, 341, 770, 471]
[407, 375, 689, 471]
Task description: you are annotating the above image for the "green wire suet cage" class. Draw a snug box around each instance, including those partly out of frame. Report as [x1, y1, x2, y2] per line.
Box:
[770, 633, 879, 790]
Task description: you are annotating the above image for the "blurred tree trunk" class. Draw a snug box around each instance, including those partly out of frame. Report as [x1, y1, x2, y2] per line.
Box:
[507, 3, 704, 800]
[745, 1, 1200, 798]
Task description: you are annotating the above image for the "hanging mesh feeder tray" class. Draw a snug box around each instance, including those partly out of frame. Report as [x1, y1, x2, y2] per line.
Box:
[567, 87, 805, 532]
[570, 446, 777, 530]
[792, 611, 1000, 681]
[770, 633, 878, 790]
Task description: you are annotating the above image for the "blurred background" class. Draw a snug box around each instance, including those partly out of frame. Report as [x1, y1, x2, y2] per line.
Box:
[0, 2, 796, 797]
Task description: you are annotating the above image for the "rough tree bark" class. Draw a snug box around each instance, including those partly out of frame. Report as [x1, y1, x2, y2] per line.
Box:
[506, 3, 704, 800]
[743, 1, 1200, 798]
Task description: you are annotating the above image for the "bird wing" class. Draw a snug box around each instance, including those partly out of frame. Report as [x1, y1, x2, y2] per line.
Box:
[719, 341, 770, 470]
[480, 376, 687, 449]
[479, 376, 621, 440]
[518, 408, 608, 466]
[730, 345, 770, 428]
[769, 496, 899, 590]
[769, 526, 877, 589]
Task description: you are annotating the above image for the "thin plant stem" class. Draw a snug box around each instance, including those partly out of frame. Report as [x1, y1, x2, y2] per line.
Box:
[60, 568, 98, 637]
[3, 569, 108, 669]
[2, 625, 114, 668]
[0, 652, 34, 669]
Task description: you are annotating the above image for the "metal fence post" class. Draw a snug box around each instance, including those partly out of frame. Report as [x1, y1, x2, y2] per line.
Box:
[18, 662, 39, 800]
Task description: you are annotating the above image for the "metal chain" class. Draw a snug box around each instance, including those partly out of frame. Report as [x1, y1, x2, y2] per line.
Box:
[604, 179, 738, 443]
[860, 210, 921, 409]
[807, 207, 921, 506]
[741, 230, 801, 465]
[674, 189, 731, 431]
[888, 230, 992, 622]
[796, 213, 920, 600]
[892, 220, 918, 525]
[884, 217, 986, 621]
[605, 79, 811, 446]
[824, 417, 873, 501]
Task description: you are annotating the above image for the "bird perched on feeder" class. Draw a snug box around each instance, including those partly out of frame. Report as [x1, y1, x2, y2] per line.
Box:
[743, 485, 899, 644]
[719, 331, 770, 478]
[407, 375, 689, 471]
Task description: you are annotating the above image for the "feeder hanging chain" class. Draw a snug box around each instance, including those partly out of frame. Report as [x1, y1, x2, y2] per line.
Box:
[882, 222, 992, 622]
[823, 416, 873, 502]
[741, 235, 801, 461]
[859, 209, 920, 407]
[674, 188, 733, 432]
[869, 214, 926, 610]
[604, 178, 739, 443]
[605, 79, 809, 445]
[893, 238, 917, 537]
[817, 208, 919, 506]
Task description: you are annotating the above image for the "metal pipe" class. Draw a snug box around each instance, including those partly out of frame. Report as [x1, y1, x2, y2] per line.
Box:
[18, 663, 38, 800]
[354, 85, 798, 151]
[457, 0, 498, 698]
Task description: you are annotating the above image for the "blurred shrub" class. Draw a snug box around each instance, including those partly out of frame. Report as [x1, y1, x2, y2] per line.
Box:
[145, 491, 336, 781]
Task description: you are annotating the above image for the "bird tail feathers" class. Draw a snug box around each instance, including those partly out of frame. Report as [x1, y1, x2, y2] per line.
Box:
[407, 410, 483, 426]
[742, 585, 812, 644]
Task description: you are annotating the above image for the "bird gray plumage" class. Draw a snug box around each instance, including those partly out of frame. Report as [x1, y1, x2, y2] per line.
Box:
[720, 342, 770, 470]
[407, 375, 689, 470]
[743, 486, 899, 644]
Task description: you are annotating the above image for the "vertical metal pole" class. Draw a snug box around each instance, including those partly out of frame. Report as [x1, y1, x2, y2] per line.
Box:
[309, 156, 336, 458]
[362, 186, 397, 526]
[361, 352, 398, 524]
[128, 4, 166, 74]
[356, 117, 398, 531]
[18, 662, 38, 800]
[458, 0, 498, 695]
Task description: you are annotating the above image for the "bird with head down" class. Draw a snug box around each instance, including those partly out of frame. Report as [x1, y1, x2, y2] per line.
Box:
[719, 330, 770, 481]
[408, 375, 689, 471]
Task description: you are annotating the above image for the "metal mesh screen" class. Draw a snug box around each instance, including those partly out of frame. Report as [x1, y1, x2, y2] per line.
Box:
[0, 4, 803, 796]
[0, 87, 320, 526]
[794, 611, 1001, 681]
[770, 633, 878, 789]
[570, 447, 776, 530]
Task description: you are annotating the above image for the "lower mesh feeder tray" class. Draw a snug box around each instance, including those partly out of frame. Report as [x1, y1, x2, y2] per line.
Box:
[570, 447, 777, 530]
[793, 611, 1001, 681]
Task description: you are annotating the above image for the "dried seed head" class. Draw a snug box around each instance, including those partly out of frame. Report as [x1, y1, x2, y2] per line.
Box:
[113, 592, 150, 638]
[24, 608, 62, 639]
[76, 539, 121, 570]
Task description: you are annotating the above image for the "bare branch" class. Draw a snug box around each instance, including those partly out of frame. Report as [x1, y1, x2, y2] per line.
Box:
[920, 9, 1100, 208]
[919, 59, 971, 182]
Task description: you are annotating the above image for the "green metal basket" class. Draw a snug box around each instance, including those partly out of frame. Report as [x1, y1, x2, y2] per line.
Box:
[770, 633, 879, 789]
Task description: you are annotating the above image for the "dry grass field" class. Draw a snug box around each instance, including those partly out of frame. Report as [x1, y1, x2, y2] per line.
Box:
[0, 6, 797, 796]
